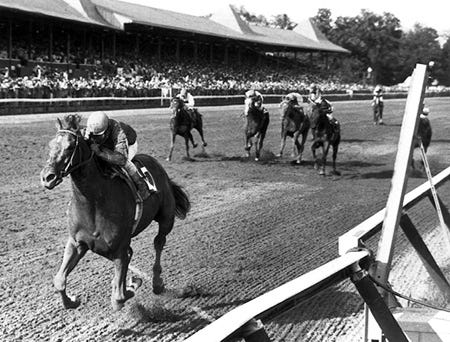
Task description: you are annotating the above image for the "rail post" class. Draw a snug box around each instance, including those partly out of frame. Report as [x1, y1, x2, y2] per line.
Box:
[367, 63, 428, 341]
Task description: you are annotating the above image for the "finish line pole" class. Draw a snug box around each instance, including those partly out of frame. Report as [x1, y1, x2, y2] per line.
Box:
[366, 64, 428, 341]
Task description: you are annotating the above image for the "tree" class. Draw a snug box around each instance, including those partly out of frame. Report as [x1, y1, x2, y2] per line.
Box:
[271, 14, 297, 30]
[397, 24, 442, 83]
[238, 6, 268, 26]
[311, 8, 332, 36]
[330, 10, 403, 85]
[437, 36, 450, 85]
[237, 6, 297, 30]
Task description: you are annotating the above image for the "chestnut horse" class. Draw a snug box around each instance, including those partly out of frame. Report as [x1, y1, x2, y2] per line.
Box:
[309, 101, 341, 175]
[278, 99, 310, 164]
[167, 97, 207, 161]
[244, 104, 270, 161]
[40, 114, 190, 311]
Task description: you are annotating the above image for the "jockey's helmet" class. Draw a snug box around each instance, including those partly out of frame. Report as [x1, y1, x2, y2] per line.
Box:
[374, 85, 382, 93]
[87, 111, 109, 136]
[422, 107, 430, 115]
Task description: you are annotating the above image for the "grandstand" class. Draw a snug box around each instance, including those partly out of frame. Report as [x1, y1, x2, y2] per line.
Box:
[0, 0, 352, 103]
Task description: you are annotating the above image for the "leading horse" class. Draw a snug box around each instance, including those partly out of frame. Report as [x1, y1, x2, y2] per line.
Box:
[244, 103, 270, 161]
[278, 98, 310, 164]
[167, 97, 207, 161]
[40, 114, 190, 311]
[309, 101, 341, 175]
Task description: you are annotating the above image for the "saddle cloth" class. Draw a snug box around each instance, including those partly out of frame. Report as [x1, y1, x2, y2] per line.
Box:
[111, 158, 157, 235]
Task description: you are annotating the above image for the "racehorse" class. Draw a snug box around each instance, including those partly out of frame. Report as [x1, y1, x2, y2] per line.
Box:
[40, 114, 190, 311]
[244, 103, 270, 161]
[309, 101, 341, 175]
[412, 115, 432, 169]
[373, 96, 384, 125]
[278, 99, 310, 164]
[167, 97, 207, 161]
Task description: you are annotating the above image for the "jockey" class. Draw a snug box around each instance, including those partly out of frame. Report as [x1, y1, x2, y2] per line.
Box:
[284, 92, 304, 106]
[244, 89, 268, 116]
[85, 111, 155, 200]
[372, 84, 384, 124]
[421, 107, 430, 118]
[175, 88, 198, 120]
[308, 84, 322, 104]
[177, 88, 195, 109]
[314, 92, 336, 123]
[283, 92, 304, 117]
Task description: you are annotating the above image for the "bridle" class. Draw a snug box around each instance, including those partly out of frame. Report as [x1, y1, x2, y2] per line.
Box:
[56, 129, 94, 178]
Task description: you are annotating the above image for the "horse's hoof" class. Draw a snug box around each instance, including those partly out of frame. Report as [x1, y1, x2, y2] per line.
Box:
[129, 276, 143, 291]
[255, 157, 259, 161]
[193, 143, 198, 148]
[332, 170, 341, 176]
[166, 157, 171, 162]
[276, 154, 282, 158]
[319, 170, 325, 176]
[112, 300, 125, 312]
[203, 142, 208, 147]
[295, 160, 302, 165]
[62, 295, 81, 309]
[153, 284, 165, 295]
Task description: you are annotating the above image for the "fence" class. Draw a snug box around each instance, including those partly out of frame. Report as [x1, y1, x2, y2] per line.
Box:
[184, 64, 450, 342]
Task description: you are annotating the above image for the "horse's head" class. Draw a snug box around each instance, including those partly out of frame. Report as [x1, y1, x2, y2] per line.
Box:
[40, 114, 91, 189]
[310, 99, 332, 129]
[170, 97, 184, 112]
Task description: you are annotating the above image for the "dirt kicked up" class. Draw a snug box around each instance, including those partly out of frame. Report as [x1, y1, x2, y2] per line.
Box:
[1, 97, 450, 342]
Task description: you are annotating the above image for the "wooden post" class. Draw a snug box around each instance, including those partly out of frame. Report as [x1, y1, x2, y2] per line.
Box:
[366, 63, 428, 341]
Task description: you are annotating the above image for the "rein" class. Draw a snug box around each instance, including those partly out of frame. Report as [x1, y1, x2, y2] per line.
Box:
[57, 129, 94, 177]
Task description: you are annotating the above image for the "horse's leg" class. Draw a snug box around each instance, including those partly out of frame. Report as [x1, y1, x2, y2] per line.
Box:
[320, 142, 331, 176]
[331, 142, 340, 175]
[111, 246, 134, 311]
[294, 131, 305, 164]
[53, 237, 87, 309]
[254, 133, 262, 161]
[152, 222, 172, 294]
[188, 131, 197, 148]
[292, 131, 301, 160]
[277, 132, 287, 158]
[311, 142, 319, 170]
[245, 135, 252, 158]
[196, 124, 207, 148]
[166, 133, 176, 161]
[184, 135, 191, 159]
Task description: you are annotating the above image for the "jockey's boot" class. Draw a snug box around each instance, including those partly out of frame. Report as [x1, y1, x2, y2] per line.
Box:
[124, 160, 154, 200]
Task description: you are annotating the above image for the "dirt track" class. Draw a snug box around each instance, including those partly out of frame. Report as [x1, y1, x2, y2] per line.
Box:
[1, 98, 450, 342]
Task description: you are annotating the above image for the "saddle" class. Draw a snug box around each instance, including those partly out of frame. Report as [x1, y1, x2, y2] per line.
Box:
[96, 156, 157, 234]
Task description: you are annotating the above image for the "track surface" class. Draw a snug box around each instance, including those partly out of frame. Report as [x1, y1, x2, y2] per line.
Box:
[1, 98, 450, 342]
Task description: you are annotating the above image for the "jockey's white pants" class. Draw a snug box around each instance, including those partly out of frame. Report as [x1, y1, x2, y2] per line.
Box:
[128, 142, 138, 160]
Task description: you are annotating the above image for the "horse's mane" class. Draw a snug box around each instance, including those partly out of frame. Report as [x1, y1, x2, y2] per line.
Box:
[59, 114, 82, 133]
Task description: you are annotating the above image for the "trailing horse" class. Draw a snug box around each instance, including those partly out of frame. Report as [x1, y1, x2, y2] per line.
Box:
[244, 104, 270, 161]
[40, 114, 190, 311]
[278, 99, 310, 164]
[412, 115, 432, 169]
[167, 97, 207, 161]
[373, 96, 384, 125]
[309, 101, 341, 175]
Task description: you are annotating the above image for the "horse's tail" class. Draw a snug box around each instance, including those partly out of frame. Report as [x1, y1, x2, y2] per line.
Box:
[170, 179, 191, 219]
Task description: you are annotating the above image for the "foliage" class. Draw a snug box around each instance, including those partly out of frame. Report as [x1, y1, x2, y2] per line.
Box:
[313, 8, 445, 86]
[311, 8, 332, 36]
[238, 6, 297, 30]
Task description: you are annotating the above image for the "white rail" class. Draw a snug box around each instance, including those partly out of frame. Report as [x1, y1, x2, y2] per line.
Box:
[184, 250, 370, 342]
[184, 166, 450, 342]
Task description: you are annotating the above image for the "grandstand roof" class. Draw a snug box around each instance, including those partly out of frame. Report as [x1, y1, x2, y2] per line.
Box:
[0, 0, 106, 26]
[87, 0, 349, 53]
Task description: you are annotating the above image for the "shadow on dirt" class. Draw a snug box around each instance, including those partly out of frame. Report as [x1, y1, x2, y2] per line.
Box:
[271, 289, 363, 322]
[341, 139, 376, 143]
